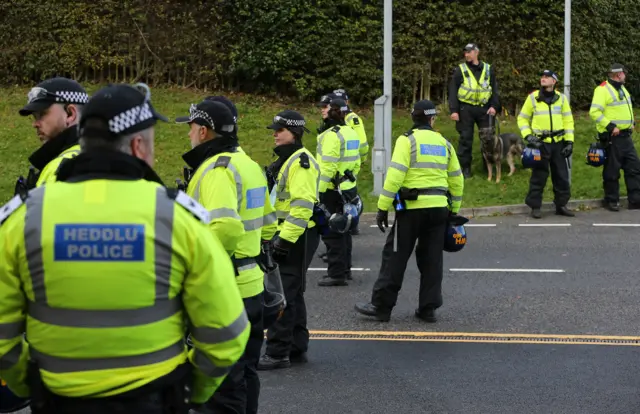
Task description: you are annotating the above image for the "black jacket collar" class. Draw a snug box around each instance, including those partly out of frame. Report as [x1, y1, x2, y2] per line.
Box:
[608, 78, 623, 90]
[410, 124, 434, 132]
[536, 88, 560, 105]
[28, 125, 79, 170]
[182, 136, 239, 170]
[56, 150, 165, 185]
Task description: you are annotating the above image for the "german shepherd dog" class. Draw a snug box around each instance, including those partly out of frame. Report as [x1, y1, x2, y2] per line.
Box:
[479, 124, 525, 183]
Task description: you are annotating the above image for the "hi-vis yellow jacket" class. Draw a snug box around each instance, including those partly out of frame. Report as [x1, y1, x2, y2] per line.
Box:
[517, 90, 574, 142]
[589, 80, 635, 134]
[345, 112, 368, 174]
[316, 125, 360, 193]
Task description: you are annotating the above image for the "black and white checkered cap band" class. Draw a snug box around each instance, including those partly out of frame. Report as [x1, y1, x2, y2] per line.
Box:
[274, 115, 306, 127]
[108, 102, 153, 134]
[423, 108, 437, 116]
[188, 104, 234, 132]
[54, 91, 89, 104]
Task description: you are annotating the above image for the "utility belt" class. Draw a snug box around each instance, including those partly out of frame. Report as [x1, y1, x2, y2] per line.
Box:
[599, 128, 632, 141]
[535, 130, 565, 142]
[27, 360, 194, 414]
[332, 170, 356, 187]
[393, 187, 449, 210]
[232, 255, 259, 277]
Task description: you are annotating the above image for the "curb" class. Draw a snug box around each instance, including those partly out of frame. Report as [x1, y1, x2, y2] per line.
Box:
[359, 197, 628, 220]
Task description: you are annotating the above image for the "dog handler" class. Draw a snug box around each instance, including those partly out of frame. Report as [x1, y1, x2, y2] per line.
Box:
[518, 69, 575, 219]
[354, 100, 464, 323]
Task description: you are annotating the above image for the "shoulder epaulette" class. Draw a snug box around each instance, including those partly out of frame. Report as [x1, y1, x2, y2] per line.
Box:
[331, 126, 341, 133]
[166, 188, 211, 224]
[0, 194, 25, 226]
[599, 81, 607, 87]
[352, 117, 360, 125]
[214, 156, 231, 169]
[299, 152, 310, 169]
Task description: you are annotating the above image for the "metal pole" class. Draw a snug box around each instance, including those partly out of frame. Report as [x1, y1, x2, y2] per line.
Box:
[564, 0, 572, 185]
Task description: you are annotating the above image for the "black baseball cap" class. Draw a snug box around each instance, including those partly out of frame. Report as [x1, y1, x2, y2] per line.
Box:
[267, 110, 310, 133]
[463, 43, 479, 52]
[204, 95, 238, 123]
[78, 83, 167, 138]
[412, 100, 437, 117]
[333, 89, 349, 101]
[541, 70, 559, 81]
[19, 77, 88, 116]
[175, 100, 236, 136]
[609, 63, 626, 73]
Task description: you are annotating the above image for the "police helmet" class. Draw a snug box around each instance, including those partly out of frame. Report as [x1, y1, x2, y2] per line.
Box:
[443, 214, 469, 253]
[521, 147, 542, 169]
[328, 211, 352, 234]
[0, 380, 30, 413]
[586, 142, 606, 167]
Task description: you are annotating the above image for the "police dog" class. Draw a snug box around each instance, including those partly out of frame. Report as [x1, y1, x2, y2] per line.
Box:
[479, 127, 524, 183]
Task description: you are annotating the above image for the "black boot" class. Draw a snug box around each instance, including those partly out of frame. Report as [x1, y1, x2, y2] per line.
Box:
[354, 302, 391, 322]
[462, 167, 473, 179]
[555, 206, 575, 217]
[415, 308, 437, 323]
[257, 354, 291, 371]
[318, 276, 348, 287]
[531, 208, 542, 219]
[604, 200, 620, 212]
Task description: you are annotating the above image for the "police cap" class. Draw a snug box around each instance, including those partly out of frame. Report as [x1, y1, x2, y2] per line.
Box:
[204, 95, 238, 124]
[316, 92, 338, 107]
[267, 110, 310, 134]
[608, 63, 626, 74]
[19, 77, 89, 116]
[412, 100, 437, 117]
[541, 69, 559, 81]
[333, 89, 349, 101]
[463, 43, 479, 52]
[176, 100, 236, 136]
[78, 83, 167, 139]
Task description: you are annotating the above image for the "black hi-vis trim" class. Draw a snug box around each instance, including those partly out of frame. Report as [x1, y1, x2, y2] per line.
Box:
[214, 156, 231, 168]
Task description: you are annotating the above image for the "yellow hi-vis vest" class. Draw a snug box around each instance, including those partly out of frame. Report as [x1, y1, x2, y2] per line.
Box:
[589, 80, 635, 133]
[36, 144, 81, 186]
[345, 112, 369, 169]
[186, 150, 278, 299]
[517, 90, 575, 143]
[378, 128, 464, 213]
[273, 148, 320, 244]
[0, 182, 249, 404]
[457, 62, 492, 106]
[316, 125, 361, 193]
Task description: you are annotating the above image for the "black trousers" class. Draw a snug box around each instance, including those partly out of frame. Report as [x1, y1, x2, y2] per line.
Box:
[207, 293, 264, 414]
[456, 103, 491, 168]
[371, 207, 449, 314]
[320, 188, 355, 280]
[601, 132, 640, 204]
[265, 228, 320, 358]
[525, 142, 571, 209]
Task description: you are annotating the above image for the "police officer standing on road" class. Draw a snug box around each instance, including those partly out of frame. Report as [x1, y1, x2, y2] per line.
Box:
[176, 99, 278, 414]
[258, 110, 321, 370]
[589, 63, 640, 211]
[518, 70, 575, 219]
[448, 43, 501, 179]
[0, 83, 249, 414]
[315, 97, 361, 286]
[15, 77, 88, 194]
[355, 100, 464, 323]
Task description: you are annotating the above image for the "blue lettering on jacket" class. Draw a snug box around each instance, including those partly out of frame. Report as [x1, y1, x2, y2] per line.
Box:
[346, 140, 360, 150]
[54, 224, 145, 261]
[420, 144, 447, 157]
[246, 187, 266, 209]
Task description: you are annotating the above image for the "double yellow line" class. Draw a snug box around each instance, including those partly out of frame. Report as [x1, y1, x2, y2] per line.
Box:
[308, 330, 640, 346]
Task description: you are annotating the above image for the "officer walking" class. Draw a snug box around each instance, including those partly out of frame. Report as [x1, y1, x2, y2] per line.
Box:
[589, 63, 640, 211]
[448, 43, 501, 178]
[176, 99, 278, 414]
[0, 83, 249, 413]
[355, 100, 464, 322]
[518, 70, 575, 219]
[15, 77, 88, 194]
[315, 97, 361, 286]
[258, 110, 321, 370]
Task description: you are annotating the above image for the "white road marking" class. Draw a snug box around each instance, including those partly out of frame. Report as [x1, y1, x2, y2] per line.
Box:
[518, 223, 571, 227]
[449, 268, 565, 273]
[309, 267, 371, 271]
[465, 224, 497, 227]
[592, 223, 640, 227]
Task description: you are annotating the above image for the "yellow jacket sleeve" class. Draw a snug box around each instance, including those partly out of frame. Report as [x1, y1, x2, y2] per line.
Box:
[279, 161, 318, 244]
[199, 168, 245, 255]
[590, 85, 613, 131]
[261, 184, 278, 241]
[35, 147, 81, 187]
[183, 217, 250, 403]
[446, 142, 464, 213]
[346, 113, 369, 168]
[517, 94, 535, 138]
[561, 96, 575, 142]
[0, 199, 30, 398]
[377, 135, 410, 211]
[316, 131, 340, 193]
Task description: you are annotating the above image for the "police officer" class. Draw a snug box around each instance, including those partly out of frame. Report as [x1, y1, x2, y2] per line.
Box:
[589, 63, 640, 211]
[258, 110, 321, 370]
[355, 100, 464, 322]
[0, 83, 249, 413]
[448, 43, 501, 178]
[518, 70, 575, 219]
[14, 77, 89, 194]
[315, 97, 361, 286]
[176, 99, 277, 414]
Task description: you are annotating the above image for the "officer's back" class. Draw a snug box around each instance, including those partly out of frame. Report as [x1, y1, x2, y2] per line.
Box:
[0, 84, 249, 414]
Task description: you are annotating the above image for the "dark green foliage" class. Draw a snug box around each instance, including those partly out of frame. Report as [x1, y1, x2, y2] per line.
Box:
[0, 0, 638, 109]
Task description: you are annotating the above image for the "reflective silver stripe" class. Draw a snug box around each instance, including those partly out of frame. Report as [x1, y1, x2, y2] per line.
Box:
[276, 152, 303, 197]
[276, 191, 290, 199]
[341, 155, 359, 162]
[209, 207, 241, 220]
[519, 125, 530, 131]
[605, 84, 618, 101]
[285, 216, 307, 229]
[290, 199, 314, 209]
[381, 189, 396, 198]
[194, 349, 233, 378]
[192, 162, 217, 201]
[320, 175, 332, 183]
[28, 298, 182, 328]
[263, 212, 277, 224]
[238, 262, 257, 272]
[321, 155, 340, 162]
[390, 162, 408, 172]
[30, 339, 184, 374]
[0, 342, 21, 370]
[518, 112, 531, 119]
[596, 114, 605, 123]
[24, 187, 46, 302]
[242, 216, 263, 231]
[407, 134, 448, 170]
[611, 120, 633, 124]
[448, 169, 462, 177]
[190, 311, 248, 345]
[276, 210, 288, 219]
[0, 321, 24, 340]
[591, 104, 605, 111]
[335, 130, 346, 160]
[360, 142, 370, 148]
[562, 111, 572, 116]
[413, 162, 447, 170]
[226, 163, 243, 212]
[154, 187, 174, 300]
[193, 157, 243, 213]
[565, 129, 574, 134]
[609, 100, 630, 107]
[450, 195, 463, 202]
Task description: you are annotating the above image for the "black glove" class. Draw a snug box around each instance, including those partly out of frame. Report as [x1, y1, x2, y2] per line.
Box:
[272, 236, 294, 261]
[258, 239, 275, 271]
[14, 176, 27, 198]
[561, 142, 573, 158]
[376, 209, 389, 233]
[525, 134, 541, 148]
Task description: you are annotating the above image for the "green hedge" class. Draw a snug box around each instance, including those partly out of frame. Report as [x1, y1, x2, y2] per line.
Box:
[1, 0, 638, 110]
